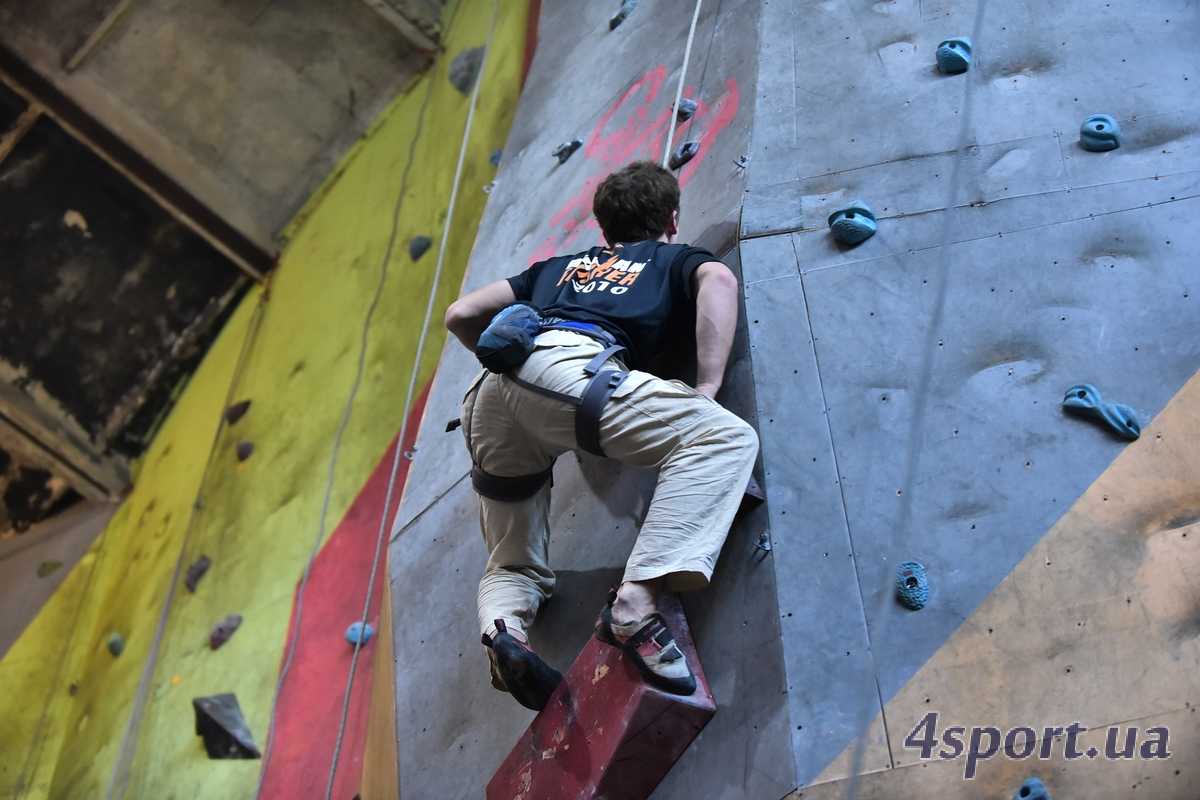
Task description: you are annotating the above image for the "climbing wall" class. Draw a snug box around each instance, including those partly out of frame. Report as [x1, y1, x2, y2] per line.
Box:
[386, 1, 796, 797]
[0, 3, 531, 797]
[392, 0, 1199, 798]
[744, 0, 1200, 796]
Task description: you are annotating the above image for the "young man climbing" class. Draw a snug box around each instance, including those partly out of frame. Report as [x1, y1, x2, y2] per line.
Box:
[444, 160, 758, 710]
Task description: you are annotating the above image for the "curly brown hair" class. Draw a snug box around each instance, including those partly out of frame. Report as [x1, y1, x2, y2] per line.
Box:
[592, 161, 680, 245]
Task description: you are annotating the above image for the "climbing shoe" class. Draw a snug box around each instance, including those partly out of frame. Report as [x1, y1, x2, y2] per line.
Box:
[481, 619, 562, 711]
[595, 593, 697, 696]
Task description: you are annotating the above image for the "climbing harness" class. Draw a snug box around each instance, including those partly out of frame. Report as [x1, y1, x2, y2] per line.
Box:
[1061, 383, 1141, 440]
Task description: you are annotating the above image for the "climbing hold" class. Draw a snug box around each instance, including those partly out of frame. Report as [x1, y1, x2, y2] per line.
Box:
[184, 555, 211, 593]
[36, 560, 63, 578]
[223, 400, 251, 425]
[738, 475, 766, 518]
[209, 613, 243, 650]
[827, 201, 877, 245]
[675, 97, 697, 122]
[193, 693, 261, 759]
[935, 37, 972, 74]
[1062, 384, 1141, 440]
[1079, 114, 1121, 151]
[668, 140, 699, 170]
[552, 139, 582, 165]
[409, 235, 433, 261]
[896, 561, 930, 610]
[345, 621, 375, 646]
[106, 632, 125, 657]
[235, 441, 254, 462]
[1013, 777, 1051, 800]
[448, 47, 485, 95]
[489, 148, 503, 167]
[609, 0, 637, 30]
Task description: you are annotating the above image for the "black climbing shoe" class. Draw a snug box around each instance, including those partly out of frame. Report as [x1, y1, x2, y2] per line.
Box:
[481, 619, 562, 711]
[595, 593, 697, 696]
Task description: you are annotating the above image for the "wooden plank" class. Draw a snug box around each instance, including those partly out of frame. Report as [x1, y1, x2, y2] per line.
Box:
[63, 0, 136, 73]
[0, 48, 272, 283]
[360, 575, 401, 799]
[359, 0, 441, 53]
[0, 102, 41, 166]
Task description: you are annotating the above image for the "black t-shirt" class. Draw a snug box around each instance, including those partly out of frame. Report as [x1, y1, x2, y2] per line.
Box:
[506, 240, 716, 369]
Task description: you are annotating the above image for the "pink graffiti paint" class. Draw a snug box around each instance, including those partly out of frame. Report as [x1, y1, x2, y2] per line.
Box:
[528, 67, 740, 264]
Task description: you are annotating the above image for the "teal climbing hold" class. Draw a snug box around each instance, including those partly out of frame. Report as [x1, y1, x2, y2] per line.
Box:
[896, 561, 929, 610]
[1062, 384, 1141, 440]
[827, 201, 877, 245]
[1080, 114, 1121, 151]
[346, 622, 375, 646]
[936, 37, 972, 74]
[1013, 777, 1051, 800]
[107, 632, 125, 657]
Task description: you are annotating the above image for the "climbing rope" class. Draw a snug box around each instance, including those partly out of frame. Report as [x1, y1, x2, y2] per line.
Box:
[842, 0, 991, 797]
[252, 1, 478, 792]
[661, 0, 703, 169]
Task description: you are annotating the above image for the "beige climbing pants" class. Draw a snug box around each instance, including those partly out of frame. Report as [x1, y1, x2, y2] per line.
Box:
[461, 330, 759, 641]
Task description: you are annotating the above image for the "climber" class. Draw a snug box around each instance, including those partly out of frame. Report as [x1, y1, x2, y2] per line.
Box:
[444, 160, 758, 710]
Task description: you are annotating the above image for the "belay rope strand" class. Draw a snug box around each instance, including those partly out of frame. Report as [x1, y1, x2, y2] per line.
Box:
[661, 0, 704, 169]
[842, 0, 991, 798]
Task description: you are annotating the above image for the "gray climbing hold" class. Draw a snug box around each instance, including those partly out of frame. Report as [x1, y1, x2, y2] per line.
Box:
[1013, 777, 1051, 800]
[448, 47, 485, 95]
[185, 555, 211, 593]
[896, 561, 930, 610]
[936, 37, 972, 74]
[106, 632, 125, 657]
[193, 693, 261, 759]
[668, 140, 699, 170]
[609, 0, 637, 30]
[409, 235, 433, 261]
[37, 560, 63, 578]
[235, 441, 254, 462]
[345, 621, 375, 646]
[676, 97, 697, 122]
[224, 400, 251, 425]
[1080, 114, 1121, 151]
[553, 139, 582, 165]
[489, 148, 503, 167]
[209, 613, 243, 650]
[1062, 384, 1141, 440]
[827, 200, 877, 245]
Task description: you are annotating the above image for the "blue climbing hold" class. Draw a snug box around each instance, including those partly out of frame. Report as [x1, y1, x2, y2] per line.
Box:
[489, 149, 502, 167]
[1062, 384, 1141, 440]
[675, 97, 697, 122]
[827, 200, 877, 245]
[668, 140, 699, 170]
[1013, 777, 1051, 800]
[609, 0, 637, 30]
[896, 561, 930, 610]
[936, 37, 972, 74]
[552, 139, 582, 164]
[345, 622, 375, 646]
[1080, 114, 1121, 151]
[107, 632, 125, 657]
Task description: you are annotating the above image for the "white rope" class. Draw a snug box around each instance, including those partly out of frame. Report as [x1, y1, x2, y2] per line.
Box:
[842, 1, 990, 797]
[322, 1, 499, 796]
[253, 1, 455, 790]
[661, 0, 704, 168]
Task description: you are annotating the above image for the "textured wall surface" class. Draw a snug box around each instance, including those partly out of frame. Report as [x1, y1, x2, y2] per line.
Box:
[0, 2, 530, 797]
